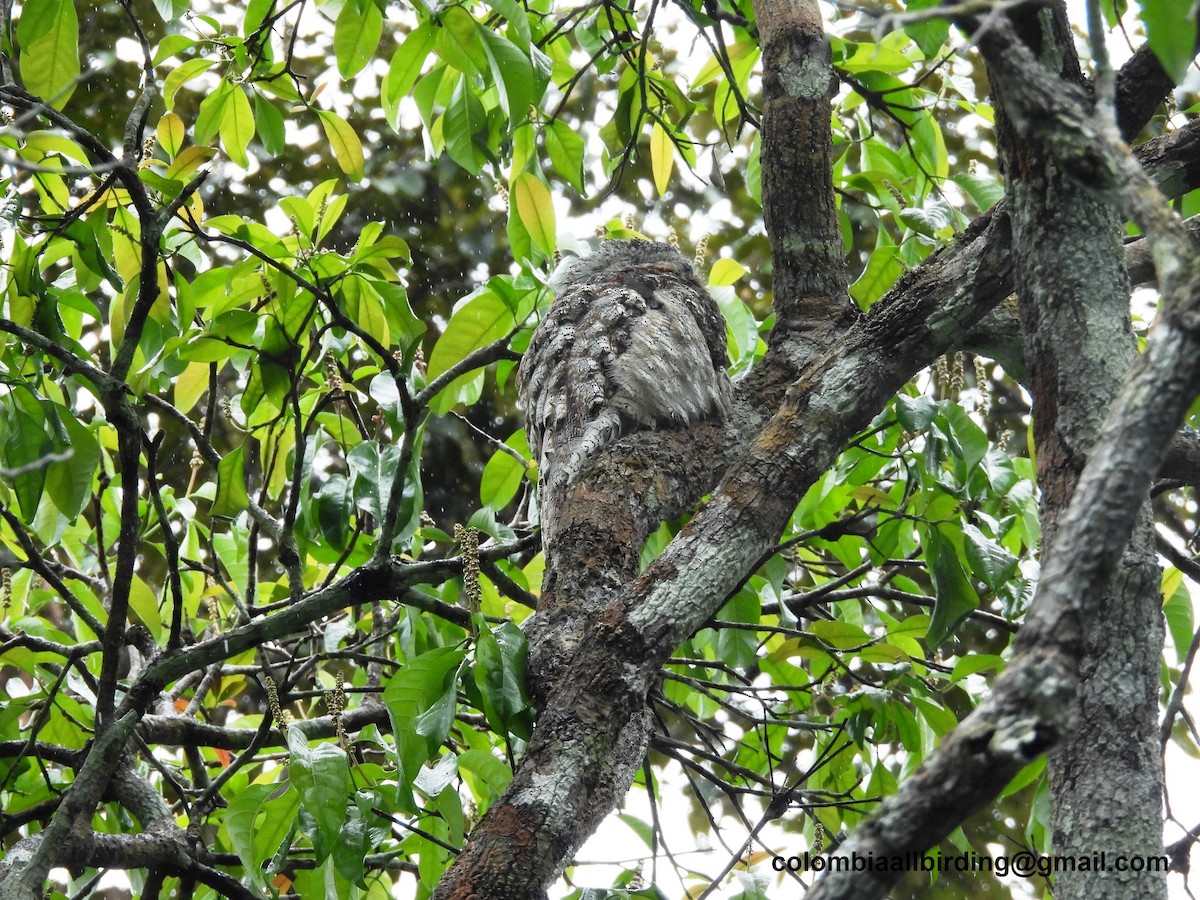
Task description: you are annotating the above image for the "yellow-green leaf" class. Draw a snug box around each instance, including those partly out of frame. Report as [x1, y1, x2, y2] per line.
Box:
[166, 145, 217, 181]
[511, 172, 555, 256]
[317, 110, 365, 182]
[156, 112, 186, 157]
[650, 122, 674, 195]
[23, 131, 88, 165]
[707, 257, 746, 287]
[163, 57, 216, 110]
[175, 360, 210, 413]
[220, 87, 255, 167]
[213, 445, 251, 518]
[128, 575, 163, 638]
[342, 275, 390, 347]
[383, 22, 435, 126]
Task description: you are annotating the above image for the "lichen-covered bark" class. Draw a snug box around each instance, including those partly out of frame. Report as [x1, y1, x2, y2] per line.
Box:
[986, 7, 1166, 899]
[743, 0, 854, 406]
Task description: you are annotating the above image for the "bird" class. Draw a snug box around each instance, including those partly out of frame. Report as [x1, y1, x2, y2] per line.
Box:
[517, 239, 733, 541]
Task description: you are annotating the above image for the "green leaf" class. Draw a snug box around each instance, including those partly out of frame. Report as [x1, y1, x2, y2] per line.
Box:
[244, 0, 275, 35]
[315, 474, 353, 549]
[436, 7, 488, 77]
[46, 409, 99, 519]
[383, 22, 436, 126]
[340, 274, 390, 346]
[226, 783, 280, 891]
[838, 35, 915, 75]
[811, 620, 871, 649]
[939, 401, 989, 475]
[1000, 757, 1046, 799]
[707, 258, 746, 287]
[253, 92, 286, 155]
[383, 646, 467, 811]
[925, 524, 979, 647]
[746, 132, 762, 205]
[335, 0, 384, 78]
[912, 694, 958, 736]
[1162, 567, 1195, 664]
[545, 119, 585, 193]
[127, 575, 163, 638]
[426, 289, 516, 412]
[952, 172, 1004, 213]
[911, 111, 949, 180]
[895, 393, 937, 431]
[511, 172, 555, 256]
[332, 792, 375, 887]
[949, 654, 1006, 683]
[457, 748, 512, 808]
[151, 0, 188, 20]
[443, 78, 489, 174]
[226, 782, 300, 888]
[1138, 0, 1197, 83]
[473, 622, 533, 741]
[152, 33, 196, 65]
[484, 0, 531, 51]
[849, 234, 902, 309]
[317, 110, 365, 181]
[195, 80, 235, 146]
[17, 0, 80, 109]
[219, 86, 255, 167]
[213, 445, 251, 518]
[903, 0, 950, 59]
[480, 433, 527, 511]
[347, 441, 400, 521]
[476, 26, 534, 121]
[155, 112, 185, 158]
[3, 408, 53, 518]
[961, 523, 1018, 592]
[287, 727, 352, 862]
[372, 280, 426, 350]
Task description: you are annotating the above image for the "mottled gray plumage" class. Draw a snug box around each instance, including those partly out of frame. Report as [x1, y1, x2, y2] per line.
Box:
[517, 240, 733, 537]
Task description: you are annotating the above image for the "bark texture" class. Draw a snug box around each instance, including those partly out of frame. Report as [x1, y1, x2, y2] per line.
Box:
[989, 7, 1166, 899]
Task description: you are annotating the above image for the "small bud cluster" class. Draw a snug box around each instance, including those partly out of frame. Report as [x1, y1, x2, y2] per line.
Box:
[204, 592, 220, 633]
[455, 524, 481, 614]
[949, 353, 964, 395]
[264, 674, 292, 728]
[693, 233, 709, 271]
[326, 359, 344, 399]
[974, 356, 991, 415]
[325, 670, 349, 749]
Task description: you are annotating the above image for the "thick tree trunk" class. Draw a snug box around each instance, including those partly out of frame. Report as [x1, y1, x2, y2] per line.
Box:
[987, 7, 1166, 898]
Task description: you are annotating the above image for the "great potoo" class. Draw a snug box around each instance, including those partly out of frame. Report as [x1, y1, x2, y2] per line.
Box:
[517, 239, 733, 539]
